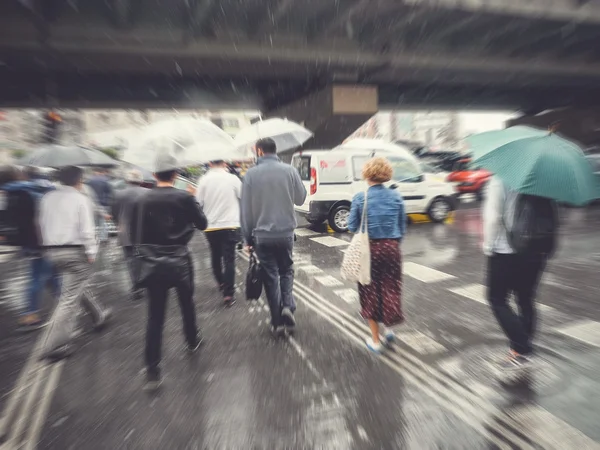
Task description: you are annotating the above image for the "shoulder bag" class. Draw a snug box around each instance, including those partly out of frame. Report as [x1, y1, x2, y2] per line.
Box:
[340, 191, 371, 285]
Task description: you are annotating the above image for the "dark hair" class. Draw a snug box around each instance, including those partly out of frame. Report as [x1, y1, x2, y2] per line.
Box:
[210, 160, 225, 165]
[58, 165, 83, 187]
[155, 170, 178, 182]
[24, 166, 41, 180]
[0, 165, 20, 186]
[256, 138, 277, 154]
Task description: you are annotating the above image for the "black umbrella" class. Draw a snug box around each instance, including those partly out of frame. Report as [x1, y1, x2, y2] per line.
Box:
[18, 144, 119, 168]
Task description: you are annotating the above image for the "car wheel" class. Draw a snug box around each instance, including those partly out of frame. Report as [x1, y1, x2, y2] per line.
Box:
[427, 197, 451, 223]
[328, 204, 351, 233]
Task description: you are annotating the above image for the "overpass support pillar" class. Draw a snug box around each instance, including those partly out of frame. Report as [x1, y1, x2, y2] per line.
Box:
[508, 108, 600, 147]
[267, 84, 378, 150]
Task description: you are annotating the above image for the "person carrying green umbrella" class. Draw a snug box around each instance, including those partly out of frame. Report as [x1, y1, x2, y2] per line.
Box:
[470, 126, 596, 380]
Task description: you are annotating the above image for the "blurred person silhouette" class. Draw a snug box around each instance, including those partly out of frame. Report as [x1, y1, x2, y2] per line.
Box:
[129, 152, 207, 391]
[0, 166, 60, 331]
[483, 176, 557, 379]
[348, 157, 406, 354]
[241, 138, 307, 337]
[87, 167, 113, 241]
[112, 168, 148, 301]
[39, 165, 112, 361]
[195, 159, 242, 307]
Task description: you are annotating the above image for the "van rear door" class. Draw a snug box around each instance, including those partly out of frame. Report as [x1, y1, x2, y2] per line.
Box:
[292, 154, 312, 211]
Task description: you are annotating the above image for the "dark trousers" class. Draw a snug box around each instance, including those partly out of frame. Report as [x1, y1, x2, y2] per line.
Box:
[205, 229, 239, 297]
[486, 253, 547, 355]
[254, 236, 295, 327]
[122, 246, 137, 292]
[145, 257, 198, 376]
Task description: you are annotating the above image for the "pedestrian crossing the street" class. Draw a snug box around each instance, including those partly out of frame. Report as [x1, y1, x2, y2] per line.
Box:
[293, 226, 600, 356]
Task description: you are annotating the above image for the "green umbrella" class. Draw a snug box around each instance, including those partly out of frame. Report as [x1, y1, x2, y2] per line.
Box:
[466, 125, 547, 160]
[470, 127, 597, 205]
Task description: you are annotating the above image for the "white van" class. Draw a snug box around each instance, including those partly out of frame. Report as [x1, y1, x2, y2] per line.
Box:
[291, 145, 457, 232]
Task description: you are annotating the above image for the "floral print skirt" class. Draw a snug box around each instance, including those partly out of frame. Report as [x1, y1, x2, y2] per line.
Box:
[358, 239, 404, 327]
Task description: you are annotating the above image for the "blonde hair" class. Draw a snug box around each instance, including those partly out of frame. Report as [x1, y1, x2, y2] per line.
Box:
[362, 157, 393, 183]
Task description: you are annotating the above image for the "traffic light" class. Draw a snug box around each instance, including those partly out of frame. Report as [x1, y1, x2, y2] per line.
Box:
[41, 110, 61, 144]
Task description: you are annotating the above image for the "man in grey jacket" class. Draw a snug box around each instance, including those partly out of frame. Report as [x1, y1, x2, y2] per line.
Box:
[241, 138, 307, 336]
[112, 169, 148, 300]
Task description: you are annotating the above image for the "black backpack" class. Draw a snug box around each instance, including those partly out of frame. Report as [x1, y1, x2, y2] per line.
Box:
[506, 194, 558, 257]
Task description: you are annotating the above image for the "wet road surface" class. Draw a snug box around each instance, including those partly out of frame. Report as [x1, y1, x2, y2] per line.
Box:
[1, 205, 600, 449]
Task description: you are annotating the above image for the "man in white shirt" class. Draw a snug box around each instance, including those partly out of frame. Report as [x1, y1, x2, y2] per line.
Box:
[196, 160, 242, 307]
[39, 165, 111, 361]
[482, 176, 548, 374]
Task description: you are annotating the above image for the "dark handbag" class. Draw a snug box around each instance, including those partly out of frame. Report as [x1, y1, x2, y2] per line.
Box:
[245, 250, 263, 301]
[130, 199, 155, 290]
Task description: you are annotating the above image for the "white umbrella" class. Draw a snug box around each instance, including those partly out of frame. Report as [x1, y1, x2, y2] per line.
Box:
[335, 139, 420, 166]
[234, 118, 313, 153]
[123, 118, 235, 170]
[183, 142, 247, 165]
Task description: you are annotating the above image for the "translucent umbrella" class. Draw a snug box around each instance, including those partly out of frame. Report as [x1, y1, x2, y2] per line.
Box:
[183, 142, 248, 165]
[123, 118, 235, 170]
[234, 118, 313, 153]
[18, 144, 118, 168]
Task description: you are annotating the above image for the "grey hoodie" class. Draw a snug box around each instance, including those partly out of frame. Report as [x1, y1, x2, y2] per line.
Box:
[241, 155, 307, 243]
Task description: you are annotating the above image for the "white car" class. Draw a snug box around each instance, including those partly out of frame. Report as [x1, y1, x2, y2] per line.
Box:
[291, 145, 458, 233]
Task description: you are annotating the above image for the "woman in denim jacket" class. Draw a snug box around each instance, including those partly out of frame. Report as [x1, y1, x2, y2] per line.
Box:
[348, 157, 406, 354]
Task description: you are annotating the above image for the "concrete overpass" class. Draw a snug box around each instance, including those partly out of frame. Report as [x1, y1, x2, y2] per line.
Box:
[2, 0, 600, 146]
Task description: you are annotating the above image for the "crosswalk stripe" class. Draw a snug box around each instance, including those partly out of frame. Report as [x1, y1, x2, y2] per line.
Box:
[294, 228, 320, 237]
[403, 262, 456, 283]
[448, 283, 555, 312]
[309, 236, 349, 247]
[556, 320, 600, 348]
[333, 289, 358, 304]
[394, 330, 447, 355]
[314, 275, 344, 287]
[298, 265, 324, 275]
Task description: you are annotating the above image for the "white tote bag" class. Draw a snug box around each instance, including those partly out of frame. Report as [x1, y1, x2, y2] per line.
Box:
[340, 191, 371, 285]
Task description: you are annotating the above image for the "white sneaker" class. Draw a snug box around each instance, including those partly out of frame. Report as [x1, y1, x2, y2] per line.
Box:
[365, 338, 383, 354]
[383, 328, 395, 344]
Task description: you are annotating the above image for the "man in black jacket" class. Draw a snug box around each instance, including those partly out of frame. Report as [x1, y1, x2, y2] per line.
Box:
[112, 169, 148, 301]
[129, 152, 207, 391]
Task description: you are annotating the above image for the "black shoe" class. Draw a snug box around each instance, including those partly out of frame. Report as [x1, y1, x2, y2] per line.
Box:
[143, 371, 162, 392]
[93, 308, 112, 332]
[281, 308, 296, 329]
[270, 324, 286, 338]
[42, 344, 75, 363]
[131, 290, 144, 301]
[186, 333, 204, 354]
[224, 296, 236, 308]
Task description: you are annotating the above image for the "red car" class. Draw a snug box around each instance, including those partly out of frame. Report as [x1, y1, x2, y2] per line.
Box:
[446, 158, 491, 200]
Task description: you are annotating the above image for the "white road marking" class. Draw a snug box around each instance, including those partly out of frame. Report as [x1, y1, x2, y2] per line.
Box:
[333, 289, 359, 304]
[297, 265, 324, 275]
[449, 283, 555, 312]
[557, 320, 600, 348]
[310, 236, 349, 247]
[502, 405, 600, 450]
[395, 330, 447, 354]
[403, 262, 456, 283]
[294, 228, 320, 237]
[315, 275, 344, 287]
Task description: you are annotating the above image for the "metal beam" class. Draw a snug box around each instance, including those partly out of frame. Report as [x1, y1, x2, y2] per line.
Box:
[187, 0, 216, 38]
[254, 0, 295, 38]
[402, 0, 600, 24]
[316, 0, 375, 38]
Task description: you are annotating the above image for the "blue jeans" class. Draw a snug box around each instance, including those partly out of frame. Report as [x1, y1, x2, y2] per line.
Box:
[25, 256, 61, 315]
[254, 237, 295, 327]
